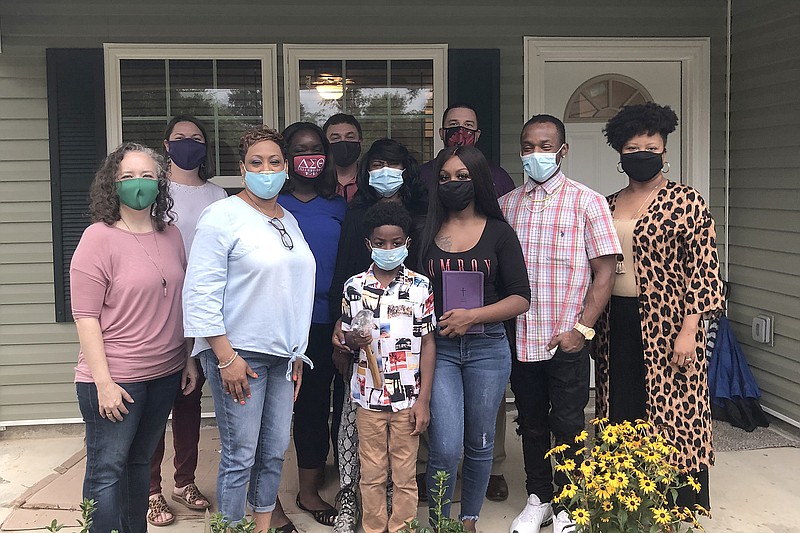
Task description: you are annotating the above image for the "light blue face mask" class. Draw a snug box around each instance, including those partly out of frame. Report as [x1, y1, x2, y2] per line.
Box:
[370, 241, 409, 271]
[521, 145, 564, 183]
[368, 166, 405, 197]
[244, 169, 287, 200]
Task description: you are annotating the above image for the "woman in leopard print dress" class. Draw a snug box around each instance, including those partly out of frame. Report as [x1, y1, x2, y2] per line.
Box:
[594, 103, 724, 509]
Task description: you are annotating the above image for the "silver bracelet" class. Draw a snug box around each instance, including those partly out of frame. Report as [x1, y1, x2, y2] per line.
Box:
[217, 351, 239, 369]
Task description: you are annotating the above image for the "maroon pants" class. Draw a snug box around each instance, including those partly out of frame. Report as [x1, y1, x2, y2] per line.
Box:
[149, 358, 205, 495]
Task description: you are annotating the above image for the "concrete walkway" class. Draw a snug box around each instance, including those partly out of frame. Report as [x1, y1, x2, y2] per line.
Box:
[1, 413, 799, 532]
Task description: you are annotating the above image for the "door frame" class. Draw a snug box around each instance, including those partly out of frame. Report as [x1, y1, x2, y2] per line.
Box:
[523, 37, 711, 199]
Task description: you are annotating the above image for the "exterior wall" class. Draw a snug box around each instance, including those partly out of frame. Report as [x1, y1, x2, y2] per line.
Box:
[0, 0, 728, 423]
[728, 1, 800, 423]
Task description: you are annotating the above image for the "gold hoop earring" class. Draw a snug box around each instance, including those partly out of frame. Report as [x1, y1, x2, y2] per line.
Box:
[662, 162, 671, 174]
[616, 162, 625, 174]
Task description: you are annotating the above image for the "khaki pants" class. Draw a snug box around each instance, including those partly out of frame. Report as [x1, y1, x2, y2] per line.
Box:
[356, 407, 419, 533]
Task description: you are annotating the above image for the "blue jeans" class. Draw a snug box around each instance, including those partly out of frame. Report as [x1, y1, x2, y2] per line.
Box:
[200, 349, 295, 520]
[77, 371, 181, 533]
[427, 322, 511, 522]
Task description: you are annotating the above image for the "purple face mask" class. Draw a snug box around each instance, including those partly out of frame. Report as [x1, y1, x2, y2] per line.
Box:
[167, 138, 207, 170]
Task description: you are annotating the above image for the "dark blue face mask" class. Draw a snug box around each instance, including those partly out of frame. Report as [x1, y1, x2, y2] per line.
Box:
[167, 138, 207, 171]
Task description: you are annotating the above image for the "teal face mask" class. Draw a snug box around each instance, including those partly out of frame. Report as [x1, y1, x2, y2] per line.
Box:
[370, 241, 409, 271]
[368, 166, 404, 197]
[116, 178, 160, 210]
[244, 169, 287, 200]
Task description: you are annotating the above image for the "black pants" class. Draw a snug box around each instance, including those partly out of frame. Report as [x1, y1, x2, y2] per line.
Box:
[294, 322, 344, 469]
[511, 345, 590, 506]
[607, 296, 710, 508]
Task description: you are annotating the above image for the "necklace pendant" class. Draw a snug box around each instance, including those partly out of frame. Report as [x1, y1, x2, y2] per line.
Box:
[162, 277, 167, 297]
[615, 255, 626, 275]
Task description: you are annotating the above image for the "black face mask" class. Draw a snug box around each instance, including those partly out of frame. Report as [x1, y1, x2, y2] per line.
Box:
[438, 180, 475, 212]
[620, 151, 664, 182]
[330, 141, 361, 167]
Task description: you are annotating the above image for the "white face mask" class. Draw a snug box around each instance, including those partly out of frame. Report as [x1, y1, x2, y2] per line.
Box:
[521, 144, 564, 183]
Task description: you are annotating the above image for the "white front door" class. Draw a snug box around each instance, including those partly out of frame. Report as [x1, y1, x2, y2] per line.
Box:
[545, 61, 682, 197]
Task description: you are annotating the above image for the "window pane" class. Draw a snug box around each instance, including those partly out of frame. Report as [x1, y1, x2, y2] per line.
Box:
[169, 59, 215, 117]
[299, 60, 343, 125]
[218, 118, 262, 175]
[121, 119, 167, 152]
[120, 60, 166, 118]
[217, 60, 263, 118]
[390, 60, 434, 162]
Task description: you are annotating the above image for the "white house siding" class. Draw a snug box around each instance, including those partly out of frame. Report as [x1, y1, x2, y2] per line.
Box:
[0, 0, 730, 423]
[727, 2, 800, 423]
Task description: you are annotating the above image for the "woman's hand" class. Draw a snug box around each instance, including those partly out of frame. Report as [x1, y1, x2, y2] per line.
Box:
[292, 359, 304, 401]
[671, 327, 698, 367]
[409, 399, 430, 436]
[221, 356, 257, 404]
[332, 318, 350, 352]
[96, 380, 134, 422]
[181, 358, 199, 396]
[437, 308, 479, 338]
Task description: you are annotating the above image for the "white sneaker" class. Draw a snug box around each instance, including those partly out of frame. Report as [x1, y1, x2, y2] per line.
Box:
[509, 494, 553, 533]
[552, 510, 577, 533]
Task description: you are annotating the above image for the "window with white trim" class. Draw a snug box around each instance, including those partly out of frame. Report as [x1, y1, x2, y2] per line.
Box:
[284, 45, 447, 164]
[104, 44, 278, 182]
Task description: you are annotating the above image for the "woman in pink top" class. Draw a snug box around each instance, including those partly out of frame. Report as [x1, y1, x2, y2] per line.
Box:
[70, 143, 198, 533]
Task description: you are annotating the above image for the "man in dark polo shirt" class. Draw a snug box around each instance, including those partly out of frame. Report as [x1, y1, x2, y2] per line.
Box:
[419, 102, 516, 198]
[417, 102, 514, 503]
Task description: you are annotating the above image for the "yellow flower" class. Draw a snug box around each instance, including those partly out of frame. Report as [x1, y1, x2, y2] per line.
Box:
[642, 449, 661, 463]
[574, 430, 589, 443]
[612, 473, 629, 489]
[640, 478, 657, 494]
[595, 484, 615, 499]
[624, 495, 641, 512]
[559, 483, 578, 499]
[555, 459, 576, 472]
[612, 454, 634, 470]
[545, 443, 570, 458]
[571, 508, 590, 526]
[580, 459, 595, 477]
[652, 507, 672, 525]
[590, 417, 609, 426]
[601, 501, 614, 512]
[687, 475, 702, 493]
[694, 504, 711, 517]
[634, 419, 650, 431]
[601, 430, 619, 445]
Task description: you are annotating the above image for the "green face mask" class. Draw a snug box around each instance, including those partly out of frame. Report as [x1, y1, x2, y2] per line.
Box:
[115, 178, 160, 211]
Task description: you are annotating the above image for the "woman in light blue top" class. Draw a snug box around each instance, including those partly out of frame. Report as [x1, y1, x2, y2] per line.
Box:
[182, 125, 315, 532]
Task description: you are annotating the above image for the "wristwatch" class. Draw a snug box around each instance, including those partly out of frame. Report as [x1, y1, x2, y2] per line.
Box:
[573, 322, 596, 341]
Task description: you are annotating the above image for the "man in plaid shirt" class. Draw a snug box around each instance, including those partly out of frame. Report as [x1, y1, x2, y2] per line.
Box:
[500, 115, 620, 533]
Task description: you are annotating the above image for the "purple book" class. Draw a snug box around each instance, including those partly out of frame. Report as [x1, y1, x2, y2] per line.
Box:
[442, 270, 485, 334]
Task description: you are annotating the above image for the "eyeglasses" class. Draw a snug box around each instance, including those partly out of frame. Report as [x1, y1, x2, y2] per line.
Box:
[268, 217, 294, 250]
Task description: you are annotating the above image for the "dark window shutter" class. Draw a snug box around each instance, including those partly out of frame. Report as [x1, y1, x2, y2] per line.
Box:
[448, 49, 501, 164]
[47, 49, 107, 322]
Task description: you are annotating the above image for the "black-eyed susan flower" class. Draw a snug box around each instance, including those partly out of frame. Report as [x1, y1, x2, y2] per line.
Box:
[652, 507, 672, 525]
[640, 478, 657, 494]
[687, 475, 702, 493]
[574, 430, 589, 443]
[545, 443, 570, 458]
[571, 508, 590, 526]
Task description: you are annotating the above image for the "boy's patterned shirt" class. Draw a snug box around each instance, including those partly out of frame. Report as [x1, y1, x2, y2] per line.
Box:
[341, 265, 435, 412]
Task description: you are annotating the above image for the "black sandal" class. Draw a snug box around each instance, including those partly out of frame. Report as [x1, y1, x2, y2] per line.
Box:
[296, 494, 338, 526]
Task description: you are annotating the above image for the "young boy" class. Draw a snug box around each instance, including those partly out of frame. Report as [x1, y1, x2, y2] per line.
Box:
[341, 202, 436, 533]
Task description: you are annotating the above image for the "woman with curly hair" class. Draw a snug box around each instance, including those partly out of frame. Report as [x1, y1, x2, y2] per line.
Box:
[594, 102, 724, 509]
[70, 142, 198, 533]
[182, 125, 316, 532]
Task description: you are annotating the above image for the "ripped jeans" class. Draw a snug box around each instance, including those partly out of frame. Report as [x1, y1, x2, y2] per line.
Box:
[427, 322, 511, 522]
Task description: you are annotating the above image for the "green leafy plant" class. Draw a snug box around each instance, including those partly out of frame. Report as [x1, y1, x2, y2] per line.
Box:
[549, 418, 708, 532]
[46, 498, 106, 533]
[206, 509, 278, 533]
[400, 470, 467, 533]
